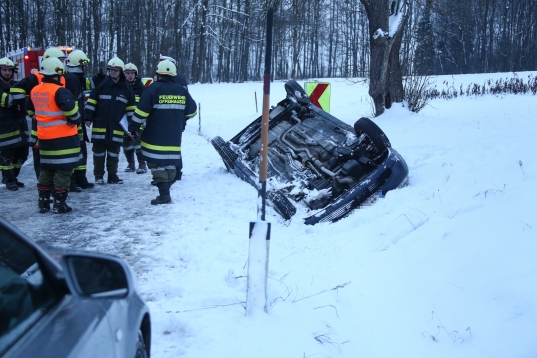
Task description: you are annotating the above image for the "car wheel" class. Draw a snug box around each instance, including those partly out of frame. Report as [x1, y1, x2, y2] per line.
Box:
[267, 190, 297, 220]
[285, 80, 311, 105]
[211, 136, 238, 171]
[353, 117, 391, 152]
[134, 330, 148, 358]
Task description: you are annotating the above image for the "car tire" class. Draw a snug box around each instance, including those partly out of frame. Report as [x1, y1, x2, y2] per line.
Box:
[267, 190, 297, 220]
[285, 80, 311, 105]
[211, 136, 238, 171]
[353, 117, 391, 152]
[134, 330, 148, 358]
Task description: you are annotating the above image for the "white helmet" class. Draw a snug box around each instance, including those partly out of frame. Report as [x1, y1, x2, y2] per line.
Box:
[43, 47, 67, 60]
[40, 57, 65, 76]
[107, 57, 125, 71]
[67, 50, 90, 67]
[156, 59, 176, 77]
[0, 58, 16, 79]
[0, 57, 16, 70]
[159, 54, 177, 65]
[124, 63, 138, 74]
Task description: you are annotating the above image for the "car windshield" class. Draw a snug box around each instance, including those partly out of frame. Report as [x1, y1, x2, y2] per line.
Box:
[0, 225, 58, 353]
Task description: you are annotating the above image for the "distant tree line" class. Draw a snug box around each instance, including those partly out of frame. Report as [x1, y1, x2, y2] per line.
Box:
[1, 0, 536, 83]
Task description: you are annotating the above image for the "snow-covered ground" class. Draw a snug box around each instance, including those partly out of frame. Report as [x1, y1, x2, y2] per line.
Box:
[2, 72, 536, 357]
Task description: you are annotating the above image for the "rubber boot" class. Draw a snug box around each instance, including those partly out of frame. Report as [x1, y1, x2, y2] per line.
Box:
[125, 162, 135, 172]
[13, 165, 25, 187]
[69, 173, 82, 193]
[38, 184, 52, 213]
[75, 169, 94, 189]
[53, 188, 72, 214]
[108, 174, 124, 184]
[2, 169, 18, 191]
[136, 161, 147, 174]
[151, 182, 172, 205]
[125, 151, 135, 172]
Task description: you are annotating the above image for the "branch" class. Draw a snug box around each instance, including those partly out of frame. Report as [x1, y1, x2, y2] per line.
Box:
[293, 282, 351, 303]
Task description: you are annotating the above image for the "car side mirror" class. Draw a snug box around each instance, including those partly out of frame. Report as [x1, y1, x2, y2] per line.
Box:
[63, 255, 129, 298]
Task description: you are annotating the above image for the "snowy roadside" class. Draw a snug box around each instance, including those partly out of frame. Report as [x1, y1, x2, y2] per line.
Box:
[1, 74, 536, 357]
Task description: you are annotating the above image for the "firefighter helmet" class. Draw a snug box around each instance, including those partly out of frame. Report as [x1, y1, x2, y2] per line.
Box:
[0, 57, 16, 70]
[156, 59, 176, 77]
[124, 63, 138, 74]
[67, 50, 90, 68]
[159, 54, 177, 65]
[43, 47, 67, 60]
[0, 58, 16, 80]
[107, 58, 125, 71]
[40, 57, 65, 76]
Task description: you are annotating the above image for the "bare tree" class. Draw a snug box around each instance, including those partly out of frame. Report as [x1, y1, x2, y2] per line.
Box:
[359, 0, 411, 116]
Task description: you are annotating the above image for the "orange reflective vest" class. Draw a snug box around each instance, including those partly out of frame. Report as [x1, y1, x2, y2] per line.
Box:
[31, 83, 77, 140]
[35, 72, 66, 87]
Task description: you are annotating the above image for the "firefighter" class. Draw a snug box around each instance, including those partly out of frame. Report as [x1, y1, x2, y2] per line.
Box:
[90, 67, 107, 89]
[11, 46, 68, 179]
[84, 57, 136, 185]
[0, 58, 28, 191]
[64, 49, 94, 191]
[129, 59, 197, 205]
[122, 62, 147, 174]
[26, 57, 82, 214]
[158, 55, 191, 183]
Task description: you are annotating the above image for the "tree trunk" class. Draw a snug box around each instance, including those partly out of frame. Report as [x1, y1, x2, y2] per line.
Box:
[387, 10, 407, 104]
[196, 0, 209, 83]
[359, 0, 409, 116]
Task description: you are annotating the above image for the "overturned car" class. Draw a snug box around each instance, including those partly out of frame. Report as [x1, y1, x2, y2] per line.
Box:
[211, 80, 409, 225]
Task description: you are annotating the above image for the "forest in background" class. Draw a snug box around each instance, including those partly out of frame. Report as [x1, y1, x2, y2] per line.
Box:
[1, 0, 536, 83]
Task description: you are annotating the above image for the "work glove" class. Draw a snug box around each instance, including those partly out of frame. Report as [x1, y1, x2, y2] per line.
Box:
[79, 58, 91, 66]
[66, 116, 81, 127]
[128, 124, 139, 137]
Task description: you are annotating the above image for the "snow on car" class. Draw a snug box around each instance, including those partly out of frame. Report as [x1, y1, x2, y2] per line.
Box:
[211, 80, 409, 224]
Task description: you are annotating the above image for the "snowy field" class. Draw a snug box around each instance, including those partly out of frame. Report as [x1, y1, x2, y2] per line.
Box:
[1, 71, 536, 357]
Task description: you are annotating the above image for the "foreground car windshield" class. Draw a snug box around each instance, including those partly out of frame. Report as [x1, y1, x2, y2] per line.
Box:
[0, 227, 58, 351]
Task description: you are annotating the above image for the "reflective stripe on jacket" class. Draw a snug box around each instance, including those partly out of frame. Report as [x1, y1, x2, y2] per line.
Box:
[0, 79, 28, 150]
[38, 135, 82, 170]
[31, 83, 78, 140]
[84, 76, 136, 146]
[131, 77, 197, 165]
[29, 81, 81, 170]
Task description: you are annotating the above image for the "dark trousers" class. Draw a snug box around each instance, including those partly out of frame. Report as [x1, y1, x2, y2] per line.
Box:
[0, 146, 29, 181]
[32, 147, 40, 179]
[72, 141, 91, 185]
[175, 156, 183, 180]
[122, 135, 144, 163]
[38, 168, 73, 189]
[147, 162, 176, 184]
[92, 142, 121, 178]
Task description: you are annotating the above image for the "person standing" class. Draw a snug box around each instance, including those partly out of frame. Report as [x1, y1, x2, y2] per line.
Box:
[84, 57, 135, 185]
[122, 62, 147, 174]
[158, 55, 192, 183]
[10, 47, 68, 179]
[0, 58, 28, 191]
[64, 49, 94, 191]
[27, 58, 82, 213]
[129, 60, 197, 205]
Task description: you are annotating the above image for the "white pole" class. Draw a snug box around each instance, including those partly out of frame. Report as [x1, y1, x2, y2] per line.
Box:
[246, 221, 270, 315]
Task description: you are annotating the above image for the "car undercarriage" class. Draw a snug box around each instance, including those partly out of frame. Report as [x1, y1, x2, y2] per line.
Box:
[212, 80, 409, 224]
